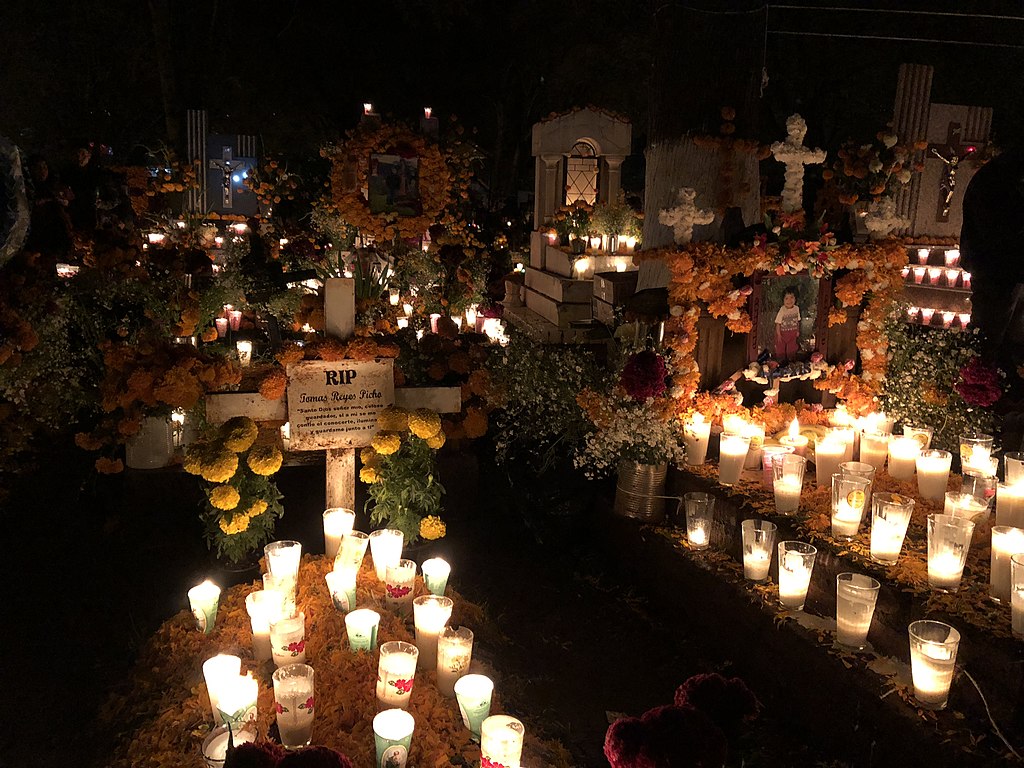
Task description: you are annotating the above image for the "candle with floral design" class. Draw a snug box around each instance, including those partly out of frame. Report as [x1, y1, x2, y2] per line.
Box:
[377, 641, 419, 709]
[187, 579, 220, 634]
[374, 708, 415, 768]
[454, 674, 493, 741]
[385, 559, 417, 616]
[272, 663, 315, 750]
[322, 507, 355, 561]
[202, 654, 241, 722]
[245, 589, 286, 662]
[480, 715, 525, 768]
[683, 413, 711, 466]
[270, 612, 306, 667]
[413, 595, 454, 670]
[437, 626, 474, 696]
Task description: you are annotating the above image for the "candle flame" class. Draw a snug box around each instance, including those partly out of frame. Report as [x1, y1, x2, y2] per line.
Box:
[788, 418, 799, 439]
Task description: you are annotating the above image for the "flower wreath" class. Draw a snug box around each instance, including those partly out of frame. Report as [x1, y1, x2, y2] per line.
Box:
[635, 238, 906, 415]
[325, 123, 453, 242]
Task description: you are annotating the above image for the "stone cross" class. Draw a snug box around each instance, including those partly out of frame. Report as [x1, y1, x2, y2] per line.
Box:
[770, 114, 826, 213]
[658, 187, 715, 245]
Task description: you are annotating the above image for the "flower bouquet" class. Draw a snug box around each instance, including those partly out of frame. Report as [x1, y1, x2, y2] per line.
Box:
[823, 130, 922, 206]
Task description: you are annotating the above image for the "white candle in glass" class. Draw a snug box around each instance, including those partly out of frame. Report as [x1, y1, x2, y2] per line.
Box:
[1012, 554, 1024, 639]
[336, 530, 370, 572]
[722, 413, 748, 435]
[778, 541, 817, 610]
[264, 540, 302, 600]
[369, 528, 404, 581]
[215, 673, 258, 726]
[373, 708, 415, 766]
[480, 715, 525, 768]
[835, 573, 880, 649]
[859, 431, 889, 472]
[345, 608, 380, 652]
[683, 413, 711, 466]
[916, 450, 952, 502]
[959, 433, 994, 474]
[831, 474, 870, 539]
[203, 654, 242, 722]
[235, 340, 253, 367]
[323, 507, 356, 561]
[188, 579, 221, 634]
[903, 425, 933, 451]
[325, 568, 358, 612]
[814, 434, 846, 486]
[436, 626, 474, 697]
[869, 493, 915, 563]
[780, 418, 808, 456]
[741, 520, 777, 582]
[245, 589, 286, 662]
[376, 641, 419, 709]
[887, 437, 921, 481]
[270, 612, 306, 667]
[832, 427, 855, 462]
[927, 514, 974, 592]
[990, 526, 1024, 603]
[413, 595, 454, 670]
[385, 559, 417, 616]
[761, 445, 794, 487]
[421, 557, 451, 596]
[943, 492, 988, 521]
[1005, 453, 1024, 485]
[742, 422, 766, 470]
[908, 621, 960, 710]
[772, 451, 805, 516]
[397, 317, 409, 329]
[718, 433, 750, 486]
[996, 483, 1024, 528]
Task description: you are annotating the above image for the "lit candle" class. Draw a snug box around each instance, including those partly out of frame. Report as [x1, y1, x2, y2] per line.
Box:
[959, 433, 994, 474]
[480, 715, 525, 768]
[990, 526, 1024, 603]
[742, 422, 766, 470]
[345, 608, 380, 652]
[336, 530, 369, 572]
[683, 413, 711, 466]
[235, 339, 253, 367]
[927, 514, 975, 592]
[270, 612, 306, 667]
[722, 413, 748, 435]
[831, 474, 870, 540]
[403, 302, 414, 317]
[389, 289, 401, 306]
[944, 269, 959, 287]
[214, 317, 228, 338]
[1012, 554, 1024, 639]
[778, 541, 817, 610]
[835, 573, 880, 649]
[264, 540, 302, 601]
[859, 431, 889, 472]
[201, 724, 256, 764]
[917, 248, 931, 264]
[465, 305, 478, 328]
[421, 557, 451, 596]
[684, 492, 714, 550]
[397, 317, 410, 329]
[916, 450, 952, 502]
[962, 272, 971, 290]
[454, 674, 494, 741]
[436, 626, 474, 696]
[215, 673, 258, 727]
[718, 433, 751, 486]
[869, 492, 915, 563]
[997, 483, 1024, 528]
[385, 559, 417, 616]
[741, 519, 777, 582]
[761, 445, 795, 487]
[423, 106, 432, 119]
[945, 249, 960, 266]
[413, 595, 454, 670]
[453, 316, 463, 330]
[1005, 452, 1024, 485]
[187, 580, 221, 634]
[814, 433, 846, 487]
[228, 309, 243, 331]
[325, 568, 358, 613]
[913, 266, 926, 284]
[903, 425, 933, 451]
[429, 313, 441, 333]
[943, 492, 988, 521]
[322, 507, 356, 561]
[908, 620, 960, 710]
[369, 528, 404, 581]
[202, 654, 242, 722]
[887, 437, 921, 481]
[246, 589, 286, 662]
[376, 641, 419, 709]
[272, 664, 315, 750]
[772, 453, 806, 515]
[373, 708, 415, 767]
[927, 266, 943, 284]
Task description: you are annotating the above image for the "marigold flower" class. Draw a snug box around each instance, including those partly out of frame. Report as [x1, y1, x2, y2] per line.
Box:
[209, 484, 240, 510]
[371, 432, 402, 455]
[200, 449, 238, 483]
[425, 430, 446, 450]
[359, 467, 380, 483]
[75, 432, 103, 451]
[220, 416, 259, 452]
[95, 456, 124, 474]
[408, 408, 441, 439]
[247, 444, 283, 476]
[246, 499, 269, 517]
[219, 513, 250, 534]
[419, 515, 446, 540]
[360, 445, 379, 468]
[258, 367, 287, 400]
[200, 326, 219, 343]
[376, 405, 409, 432]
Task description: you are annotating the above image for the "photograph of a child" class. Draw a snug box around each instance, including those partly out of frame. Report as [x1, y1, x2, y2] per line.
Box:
[367, 153, 421, 216]
[756, 276, 819, 363]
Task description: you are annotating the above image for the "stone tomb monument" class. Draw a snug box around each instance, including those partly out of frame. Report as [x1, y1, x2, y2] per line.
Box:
[506, 108, 631, 342]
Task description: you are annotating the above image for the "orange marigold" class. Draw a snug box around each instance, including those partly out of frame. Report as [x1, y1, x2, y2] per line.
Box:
[259, 367, 288, 400]
[95, 457, 124, 474]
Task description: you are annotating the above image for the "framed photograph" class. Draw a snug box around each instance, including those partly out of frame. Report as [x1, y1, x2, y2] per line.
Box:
[367, 153, 421, 216]
[747, 272, 831, 364]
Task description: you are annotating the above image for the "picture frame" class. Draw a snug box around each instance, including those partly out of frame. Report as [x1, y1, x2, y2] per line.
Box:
[747, 272, 831, 364]
[367, 153, 421, 216]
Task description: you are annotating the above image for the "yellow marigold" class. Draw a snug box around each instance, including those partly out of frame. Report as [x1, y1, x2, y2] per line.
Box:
[247, 444, 283, 476]
[182, 445, 204, 475]
[360, 445, 379, 468]
[359, 467, 380, 483]
[408, 408, 441, 439]
[419, 515, 446, 540]
[200, 448, 238, 483]
[371, 432, 402, 455]
[220, 416, 259, 452]
[246, 499, 269, 517]
[209, 484, 240, 511]
[219, 513, 250, 535]
[377, 405, 409, 432]
[425, 430, 446, 450]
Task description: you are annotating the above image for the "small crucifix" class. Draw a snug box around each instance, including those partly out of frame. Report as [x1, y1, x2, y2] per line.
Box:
[209, 146, 240, 209]
[928, 122, 979, 221]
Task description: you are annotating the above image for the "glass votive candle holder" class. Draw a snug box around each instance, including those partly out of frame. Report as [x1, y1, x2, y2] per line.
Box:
[323, 507, 356, 561]
[396, 317, 409, 329]
[927, 514, 975, 592]
[903, 425, 933, 451]
[917, 247, 930, 264]
[718, 432, 751, 486]
[228, 309, 243, 331]
[214, 317, 228, 338]
[887, 436, 921, 481]
[906, 305, 919, 322]
[413, 595, 454, 670]
[962, 271, 972, 290]
[683, 414, 712, 466]
[943, 491, 989, 521]
[202, 723, 256, 768]
[901, 266, 911, 280]
[958, 312, 971, 328]
[385, 559, 417, 616]
[943, 268, 959, 287]
[916, 449, 952, 502]
[272, 663, 315, 750]
[213, 673, 258, 728]
[203, 654, 242, 722]
[684, 492, 715, 549]
[454, 674, 494, 741]
[188, 580, 221, 634]
[912, 266, 926, 284]
[1004, 451, 1024, 485]
[741, 519, 777, 582]
[831, 473, 871, 540]
[377, 641, 419, 709]
[235, 339, 253, 366]
[761, 444, 795, 487]
[270, 612, 306, 667]
[835, 573, 880, 649]
[772, 453, 806, 515]
[870, 492, 915, 563]
[920, 307, 936, 325]
[264, 540, 302, 599]
[369, 528, 404, 581]
[814, 432, 848, 487]
[480, 715, 525, 768]
[961, 469, 997, 508]
[345, 608, 380, 652]
[840, 460, 876, 508]
[959, 432, 994, 473]
[778, 541, 817, 611]
[997, 482, 1024, 528]
[927, 266, 943, 284]
[990, 526, 1024, 603]
[246, 589, 286, 662]
[859, 431, 890, 472]
[944, 249, 959, 266]
[262, 572, 297, 618]
[437, 626, 474, 697]
[421, 557, 451, 596]
[908, 620, 960, 710]
[336, 530, 370, 572]
[325, 568, 358, 613]
[1011, 554, 1024, 639]
[742, 422, 766, 470]
[373, 708, 415, 767]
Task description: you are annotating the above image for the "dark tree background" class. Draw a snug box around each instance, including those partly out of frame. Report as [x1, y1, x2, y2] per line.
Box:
[2, 0, 1021, 205]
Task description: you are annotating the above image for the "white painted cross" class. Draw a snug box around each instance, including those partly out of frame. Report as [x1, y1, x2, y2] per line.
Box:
[658, 187, 715, 245]
[770, 114, 826, 213]
[205, 277, 461, 511]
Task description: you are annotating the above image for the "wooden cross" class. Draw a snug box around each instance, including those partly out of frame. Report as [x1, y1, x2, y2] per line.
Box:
[927, 122, 980, 222]
[209, 146, 241, 209]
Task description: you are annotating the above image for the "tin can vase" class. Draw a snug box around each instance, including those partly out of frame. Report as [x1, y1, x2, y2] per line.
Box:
[614, 460, 668, 522]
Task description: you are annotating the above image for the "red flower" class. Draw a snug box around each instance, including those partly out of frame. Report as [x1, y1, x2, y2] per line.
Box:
[275, 702, 288, 714]
[620, 351, 668, 402]
[389, 678, 414, 694]
[386, 584, 412, 599]
[955, 356, 1002, 407]
[300, 696, 314, 712]
[481, 758, 506, 768]
[286, 640, 305, 654]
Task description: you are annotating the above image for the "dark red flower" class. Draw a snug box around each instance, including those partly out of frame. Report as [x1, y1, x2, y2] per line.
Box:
[300, 696, 314, 712]
[481, 758, 506, 768]
[955, 356, 1002, 407]
[286, 640, 305, 653]
[386, 584, 412, 598]
[620, 351, 668, 402]
[277, 745, 354, 768]
[389, 678, 415, 694]
[225, 742, 287, 768]
[674, 673, 761, 737]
